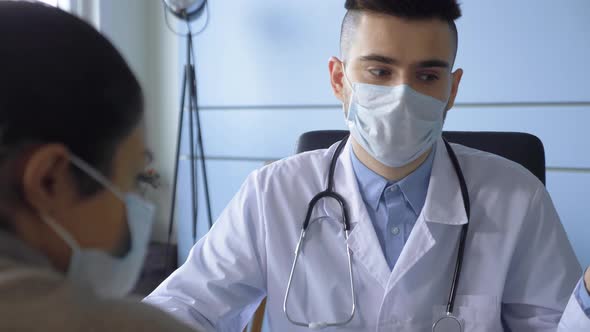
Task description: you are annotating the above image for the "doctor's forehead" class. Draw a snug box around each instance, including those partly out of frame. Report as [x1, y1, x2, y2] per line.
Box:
[344, 12, 456, 65]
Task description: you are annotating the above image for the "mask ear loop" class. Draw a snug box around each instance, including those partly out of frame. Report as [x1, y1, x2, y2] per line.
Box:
[340, 61, 355, 92]
[340, 61, 359, 121]
[69, 154, 125, 201]
[41, 214, 80, 250]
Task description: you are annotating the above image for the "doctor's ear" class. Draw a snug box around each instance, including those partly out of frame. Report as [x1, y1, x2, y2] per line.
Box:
[445, 68, 463, 111]
[20, 144, 77, 215]
[329, 56, 347, 103]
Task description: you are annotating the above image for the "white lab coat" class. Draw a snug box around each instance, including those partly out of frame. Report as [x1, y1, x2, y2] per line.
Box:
[0, 231, 198, 332]
[145, 138, 589, 331]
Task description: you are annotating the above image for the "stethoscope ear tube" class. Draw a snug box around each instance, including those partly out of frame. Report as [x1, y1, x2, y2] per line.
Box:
[442, 139, 471, 316]
[302, 136, 350, 231]
[301, 191, 350, 231]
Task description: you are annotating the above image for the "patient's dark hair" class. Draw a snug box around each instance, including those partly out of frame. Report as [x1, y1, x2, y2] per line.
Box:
[341, 0, 462, 61]
[0, 2, 143, 198]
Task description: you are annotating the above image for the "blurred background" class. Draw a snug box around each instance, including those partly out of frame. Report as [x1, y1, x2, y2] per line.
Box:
[39, 0, 590, 271]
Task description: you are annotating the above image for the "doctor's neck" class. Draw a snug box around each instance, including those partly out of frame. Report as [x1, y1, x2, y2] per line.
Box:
[351, 139, 432, 182]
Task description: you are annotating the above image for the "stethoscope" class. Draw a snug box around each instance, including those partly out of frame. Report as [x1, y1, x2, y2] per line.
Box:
[283, 135, 471, 332]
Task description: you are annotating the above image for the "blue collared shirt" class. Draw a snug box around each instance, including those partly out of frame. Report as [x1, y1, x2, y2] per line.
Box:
[350, 147, 435, 270]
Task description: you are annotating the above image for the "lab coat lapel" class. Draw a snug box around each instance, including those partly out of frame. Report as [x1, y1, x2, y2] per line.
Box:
[321, 140, 391, 289]
[387, 215, 435, 290]
[422, 139, 469, 226]
[387, 138, 468, 290]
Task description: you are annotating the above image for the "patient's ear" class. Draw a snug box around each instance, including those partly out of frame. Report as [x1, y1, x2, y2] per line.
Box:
[21, 144, 75, 216]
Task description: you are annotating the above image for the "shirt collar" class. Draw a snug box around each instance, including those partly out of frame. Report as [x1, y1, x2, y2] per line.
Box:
[350, 148, 388, 210]
[397, 147, 436, 215]
[350, 145, 436, 215]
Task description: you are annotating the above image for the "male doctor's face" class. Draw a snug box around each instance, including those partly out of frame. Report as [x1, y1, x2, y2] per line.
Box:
[329, 11, 463, 119]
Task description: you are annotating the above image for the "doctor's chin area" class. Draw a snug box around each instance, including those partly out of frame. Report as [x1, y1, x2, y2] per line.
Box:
[1, 0, 590, 331]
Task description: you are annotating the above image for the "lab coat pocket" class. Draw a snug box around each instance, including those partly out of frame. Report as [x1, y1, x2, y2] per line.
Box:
[432, 295, 501, 332]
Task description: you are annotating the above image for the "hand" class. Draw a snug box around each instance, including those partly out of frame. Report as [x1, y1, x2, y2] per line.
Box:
[585, 267, 590, 293]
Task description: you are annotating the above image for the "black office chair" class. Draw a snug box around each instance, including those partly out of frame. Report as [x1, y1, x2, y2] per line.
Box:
[296, 130, 546, 185]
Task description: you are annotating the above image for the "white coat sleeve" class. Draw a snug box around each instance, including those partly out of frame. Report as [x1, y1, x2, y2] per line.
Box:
[143, 170, 267, 332]
[558, 280, 590, 331]
[500, 185, 588, 331]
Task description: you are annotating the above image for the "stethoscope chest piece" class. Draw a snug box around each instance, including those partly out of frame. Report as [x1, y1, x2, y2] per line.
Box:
[432, 312, 463, 332]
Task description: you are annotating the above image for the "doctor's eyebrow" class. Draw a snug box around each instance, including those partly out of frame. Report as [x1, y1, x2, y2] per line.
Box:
[358, 54, 450, 69]
[417, 59, 450, 69]
[358, 54, 399, 65]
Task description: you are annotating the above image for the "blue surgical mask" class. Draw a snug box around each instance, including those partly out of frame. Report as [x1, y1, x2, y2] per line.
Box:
[41, 155, 155, 298]
[343, 65, 449, 167]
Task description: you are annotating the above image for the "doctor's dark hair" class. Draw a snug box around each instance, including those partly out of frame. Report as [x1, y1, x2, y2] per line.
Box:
[341, 0, 462, 61]
[0, 2, 143, 198]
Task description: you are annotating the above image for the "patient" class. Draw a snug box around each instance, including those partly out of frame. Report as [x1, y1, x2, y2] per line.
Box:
[0, 2, 196, 331]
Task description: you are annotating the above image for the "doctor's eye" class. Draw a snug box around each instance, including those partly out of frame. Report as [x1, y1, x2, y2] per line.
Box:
[368, 68, 392, 78]
[417, 72, 440, 82]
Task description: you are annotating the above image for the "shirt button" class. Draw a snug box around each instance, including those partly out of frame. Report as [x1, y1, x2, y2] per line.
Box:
[391, 226, 400, 236]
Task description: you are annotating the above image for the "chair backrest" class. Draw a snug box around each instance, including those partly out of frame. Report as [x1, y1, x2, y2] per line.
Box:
[296, 130, 546, 185]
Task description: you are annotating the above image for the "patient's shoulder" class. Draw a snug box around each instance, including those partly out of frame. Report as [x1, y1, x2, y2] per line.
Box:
[87, 296, 198, 331]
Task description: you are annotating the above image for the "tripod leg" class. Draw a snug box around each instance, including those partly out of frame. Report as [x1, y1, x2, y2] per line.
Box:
[187, 60, 214, 230]
[186, 63, 199, 245]
[165, 67, 188, 272]
[194, 102, 213, 229]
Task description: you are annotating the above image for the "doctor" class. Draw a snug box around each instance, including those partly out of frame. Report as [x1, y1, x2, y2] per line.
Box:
[145, 0, 590, 330]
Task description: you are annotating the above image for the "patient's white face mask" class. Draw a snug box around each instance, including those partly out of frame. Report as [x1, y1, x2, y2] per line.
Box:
[41, 155, 155, 298]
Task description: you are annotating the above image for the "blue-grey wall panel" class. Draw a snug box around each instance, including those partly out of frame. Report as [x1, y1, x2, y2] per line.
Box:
[182, 108, 346, 158]
[444, 106, 589, 168]
[192, 0, 590, 106]
[193, 0, 345, 107]
[455, 0, 590, 103]
[182, 106, 590, 168]
[175, 159, 263, 263]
